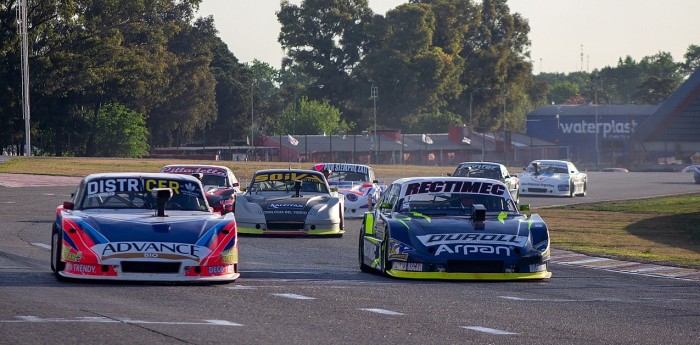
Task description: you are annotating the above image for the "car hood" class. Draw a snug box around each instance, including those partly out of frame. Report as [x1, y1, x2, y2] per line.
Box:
[68, 210, 225, 244]
[241, 194, 332, 221]
[390, 213, 532, 250]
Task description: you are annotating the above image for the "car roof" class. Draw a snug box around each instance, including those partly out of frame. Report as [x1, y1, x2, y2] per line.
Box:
[83, 172, 202, 183]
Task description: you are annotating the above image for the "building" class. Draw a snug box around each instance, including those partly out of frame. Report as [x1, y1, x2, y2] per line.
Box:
[632, 67, 700, 165]
[525, 104, 657, 166]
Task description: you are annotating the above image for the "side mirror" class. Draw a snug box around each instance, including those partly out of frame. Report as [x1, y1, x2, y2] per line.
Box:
[380, 202, 393, 210]
[519, 204, 530, 211]
[446, 173, 452, 176]
[372, 179, 379, 184]
[331, 187, 339, 192]
[62, 201, 74, 210]
[232, 182, 240, 188]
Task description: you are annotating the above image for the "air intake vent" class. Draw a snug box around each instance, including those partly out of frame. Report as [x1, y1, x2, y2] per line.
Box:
[121, 261, 181, 274]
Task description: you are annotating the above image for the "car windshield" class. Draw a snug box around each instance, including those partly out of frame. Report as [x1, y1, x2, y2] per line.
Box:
[331, 171, 369, 182]
[396, 192, 516, 215]
[201, 175, 227, 187]
[454, 166, 502, 179]
[528, 164, 568, 174]
[80, 178, 207, 211]
[249, 179, 328, 194]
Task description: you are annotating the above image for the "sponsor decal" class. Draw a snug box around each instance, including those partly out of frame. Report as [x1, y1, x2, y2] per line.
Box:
[388, 239, 413, 261]
[403, 181, 506, 197]
[208, 265, 234, 275]
[65, 262, 97, 274]
[144, 179, 181, 194]
[162, 166, 228, 177]
[459, 164, 499, 171]
[416, 233, 527, 247]
[220, 248, 238, 263]
[435, 244, 512, 256]
[560, 119, 638, 139]
[86, 178, 195, 195]
[62, 247, 83, 262]
[392, 261, 424, 272]
[268, 203, 305, 209]
[94, 242, 207, 261]
[319, 163, 369, 175]
[263, 210, 308, 215]
[87, 178, 141, 195]
[254, 172, 324, 184]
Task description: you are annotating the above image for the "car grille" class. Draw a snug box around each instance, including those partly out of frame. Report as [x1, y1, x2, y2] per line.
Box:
[446, 260, 504, 273]
[266, 221, 305, 231]
[121, 261, 181, 274]
[527, 188, 548, 193]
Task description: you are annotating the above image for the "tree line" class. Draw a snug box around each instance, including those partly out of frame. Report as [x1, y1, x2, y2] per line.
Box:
[0, 0, 697, 157]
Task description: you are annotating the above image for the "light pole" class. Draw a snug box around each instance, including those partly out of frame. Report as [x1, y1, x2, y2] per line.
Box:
[19, 0, 31, 156]
[469, 87, 491, 129]
[371, 85, 378, 164]
[502, 87, 508, 165]
[250, 80, 255, 160]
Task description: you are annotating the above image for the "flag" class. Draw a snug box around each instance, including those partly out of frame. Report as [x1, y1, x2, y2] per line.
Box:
[462, 136, 471, 144]
[422, 134, 433, 144]
[287, 134, 299, 146]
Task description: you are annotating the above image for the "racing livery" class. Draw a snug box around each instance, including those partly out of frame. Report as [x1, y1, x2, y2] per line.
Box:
[452, 161, 520, 204]
[312, 163, 383, 218]
[51, 173, 239, 282]
[234, 169, 344, 236]
[359, 177, 551, 280]
[161, 164, 240, 214]
[518, 160, 587, 197]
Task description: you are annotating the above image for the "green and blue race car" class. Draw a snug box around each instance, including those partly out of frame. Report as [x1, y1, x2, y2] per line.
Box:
[359, 176, 551, 280]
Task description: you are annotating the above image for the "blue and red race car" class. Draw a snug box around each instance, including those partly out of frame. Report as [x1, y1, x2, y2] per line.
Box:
[51, 173, 239, 282]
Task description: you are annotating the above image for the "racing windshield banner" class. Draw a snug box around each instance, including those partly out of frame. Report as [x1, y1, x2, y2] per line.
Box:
[401, 180, 507, 196]
[85, 178, 202, 197]
[161, 166, 228, 177]
[313, 163, 370, 175]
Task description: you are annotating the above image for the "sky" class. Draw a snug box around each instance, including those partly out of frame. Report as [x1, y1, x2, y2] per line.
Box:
[196, 0, 700, 74]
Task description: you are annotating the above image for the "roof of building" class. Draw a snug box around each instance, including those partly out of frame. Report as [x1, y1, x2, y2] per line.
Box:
[634, 67, 700, 142]
[528, 104, 659, 117]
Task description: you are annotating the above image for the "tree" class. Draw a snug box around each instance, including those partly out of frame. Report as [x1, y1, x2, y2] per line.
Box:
[93, 103, 149, 157]
[275, 97, 351, 135]
[682, 44, 700, 75]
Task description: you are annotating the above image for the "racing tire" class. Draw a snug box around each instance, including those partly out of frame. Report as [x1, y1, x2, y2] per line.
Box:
[568, 181, 575, 198]
[380, 229, 391, 276]
[51, 227, 67, 280]
[358, 228, 373, 273]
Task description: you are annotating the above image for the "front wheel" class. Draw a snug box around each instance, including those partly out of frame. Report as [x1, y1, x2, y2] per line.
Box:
[358, 224, 372, 273]
[51, 228, 66, 279]
[568, 181, 575, 198]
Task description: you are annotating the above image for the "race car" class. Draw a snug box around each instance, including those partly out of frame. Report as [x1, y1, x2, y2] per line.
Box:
[312, 163, 384, 218]
[451, 161, 520, 204]
[518, 159, 587, 197]
[234, 169, 344, 236]
[358, 177, 551, 280]
[51, 173, 239, 282]
[160, 164, 240, 214]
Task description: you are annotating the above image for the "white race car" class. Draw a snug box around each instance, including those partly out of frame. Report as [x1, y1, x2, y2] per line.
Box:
[518, 160, 587, 197]
[312, 163, 384, 218]
[234, 169, 345, 236]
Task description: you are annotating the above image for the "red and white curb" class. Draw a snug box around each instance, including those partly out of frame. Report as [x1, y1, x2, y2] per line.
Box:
[550, 249, 700, 281]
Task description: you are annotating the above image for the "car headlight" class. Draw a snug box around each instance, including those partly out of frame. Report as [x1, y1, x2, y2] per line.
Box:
[345, 193, 358, 202]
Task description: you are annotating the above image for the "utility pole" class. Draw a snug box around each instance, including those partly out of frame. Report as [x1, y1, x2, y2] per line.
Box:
[19, 0, 31, 156]
[371, 85, 378, 164]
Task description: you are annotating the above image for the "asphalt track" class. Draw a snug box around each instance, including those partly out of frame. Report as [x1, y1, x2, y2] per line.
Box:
[0, 171, 698, 344]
